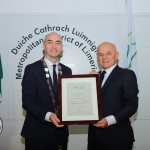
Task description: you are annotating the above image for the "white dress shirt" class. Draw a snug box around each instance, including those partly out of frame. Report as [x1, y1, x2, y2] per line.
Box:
[101, 64, 117, 127]
[44, 57, 59, 122]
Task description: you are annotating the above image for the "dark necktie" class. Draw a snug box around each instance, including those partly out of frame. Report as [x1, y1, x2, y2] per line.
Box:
[53, 64, 57, 93]
[100, 71, 106, 88]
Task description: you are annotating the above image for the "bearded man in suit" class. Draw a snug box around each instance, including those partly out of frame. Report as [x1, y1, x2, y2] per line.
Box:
[21, 32, 72, 150]
[88, 42, 139, 150]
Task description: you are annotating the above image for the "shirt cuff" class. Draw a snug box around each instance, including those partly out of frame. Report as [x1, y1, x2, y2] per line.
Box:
[105, 115, 117, 127]
[45, 112, 52, 122]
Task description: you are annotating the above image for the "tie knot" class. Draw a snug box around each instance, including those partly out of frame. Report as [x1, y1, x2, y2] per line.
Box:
[101, 70, 106, 76]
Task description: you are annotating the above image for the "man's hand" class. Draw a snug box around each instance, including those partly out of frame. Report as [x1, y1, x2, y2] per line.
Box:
[89, 70, 99, 75]
[49, 113, 64, 128]
[93, 118, 108, 129]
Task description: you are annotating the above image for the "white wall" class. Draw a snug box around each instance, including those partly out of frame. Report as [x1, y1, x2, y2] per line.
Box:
[0, 0, 150, 150]
[0, 0, 150, 13]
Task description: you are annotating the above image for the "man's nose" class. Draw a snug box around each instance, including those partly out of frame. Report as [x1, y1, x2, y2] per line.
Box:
[52, 43, 56, 48]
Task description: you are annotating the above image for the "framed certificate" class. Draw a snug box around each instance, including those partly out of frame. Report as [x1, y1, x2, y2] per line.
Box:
[58, 74, 102, 125]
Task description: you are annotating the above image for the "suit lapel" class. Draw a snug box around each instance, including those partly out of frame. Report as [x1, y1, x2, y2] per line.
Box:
[39, 61, 64, 92]
[38, 60, 53, 91]
[101, 65, 119, 94]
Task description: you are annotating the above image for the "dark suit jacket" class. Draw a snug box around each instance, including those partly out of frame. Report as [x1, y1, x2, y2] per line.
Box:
[21, 59, 72, 140]
[88, 65, 139, 145]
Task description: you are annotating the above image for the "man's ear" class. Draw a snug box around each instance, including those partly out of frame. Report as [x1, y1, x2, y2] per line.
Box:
[116, 52, 119, 60]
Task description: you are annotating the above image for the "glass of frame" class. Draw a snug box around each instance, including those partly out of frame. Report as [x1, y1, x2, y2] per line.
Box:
[58, 74, 102, 125]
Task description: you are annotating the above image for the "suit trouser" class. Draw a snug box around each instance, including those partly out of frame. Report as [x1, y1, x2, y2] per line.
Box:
[25, 130, 68, 150]
[88, 127, 133, 150]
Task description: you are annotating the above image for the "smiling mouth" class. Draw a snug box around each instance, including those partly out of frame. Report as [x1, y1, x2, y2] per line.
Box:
[103, 61, 109, 63]
[51, 49, 57, 52]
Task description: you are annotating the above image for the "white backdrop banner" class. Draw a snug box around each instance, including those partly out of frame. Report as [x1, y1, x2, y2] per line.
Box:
[0, 14, 126, 150]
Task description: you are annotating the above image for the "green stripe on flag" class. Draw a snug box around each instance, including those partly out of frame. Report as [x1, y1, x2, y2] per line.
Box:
[127, 51, 137, 69]
[128, 32, 132, 37]
[127, 45, 130, 57]
[131, 42, 136, 45]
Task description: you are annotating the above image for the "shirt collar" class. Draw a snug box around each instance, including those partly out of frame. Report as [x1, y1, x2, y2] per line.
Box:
[44, 57, 59, 66]
[102, 63, 117, 75]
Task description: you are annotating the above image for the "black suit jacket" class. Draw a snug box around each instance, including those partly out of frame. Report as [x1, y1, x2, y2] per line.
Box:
[21, 59, 72, 140]
[88, 65, 139, 145]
